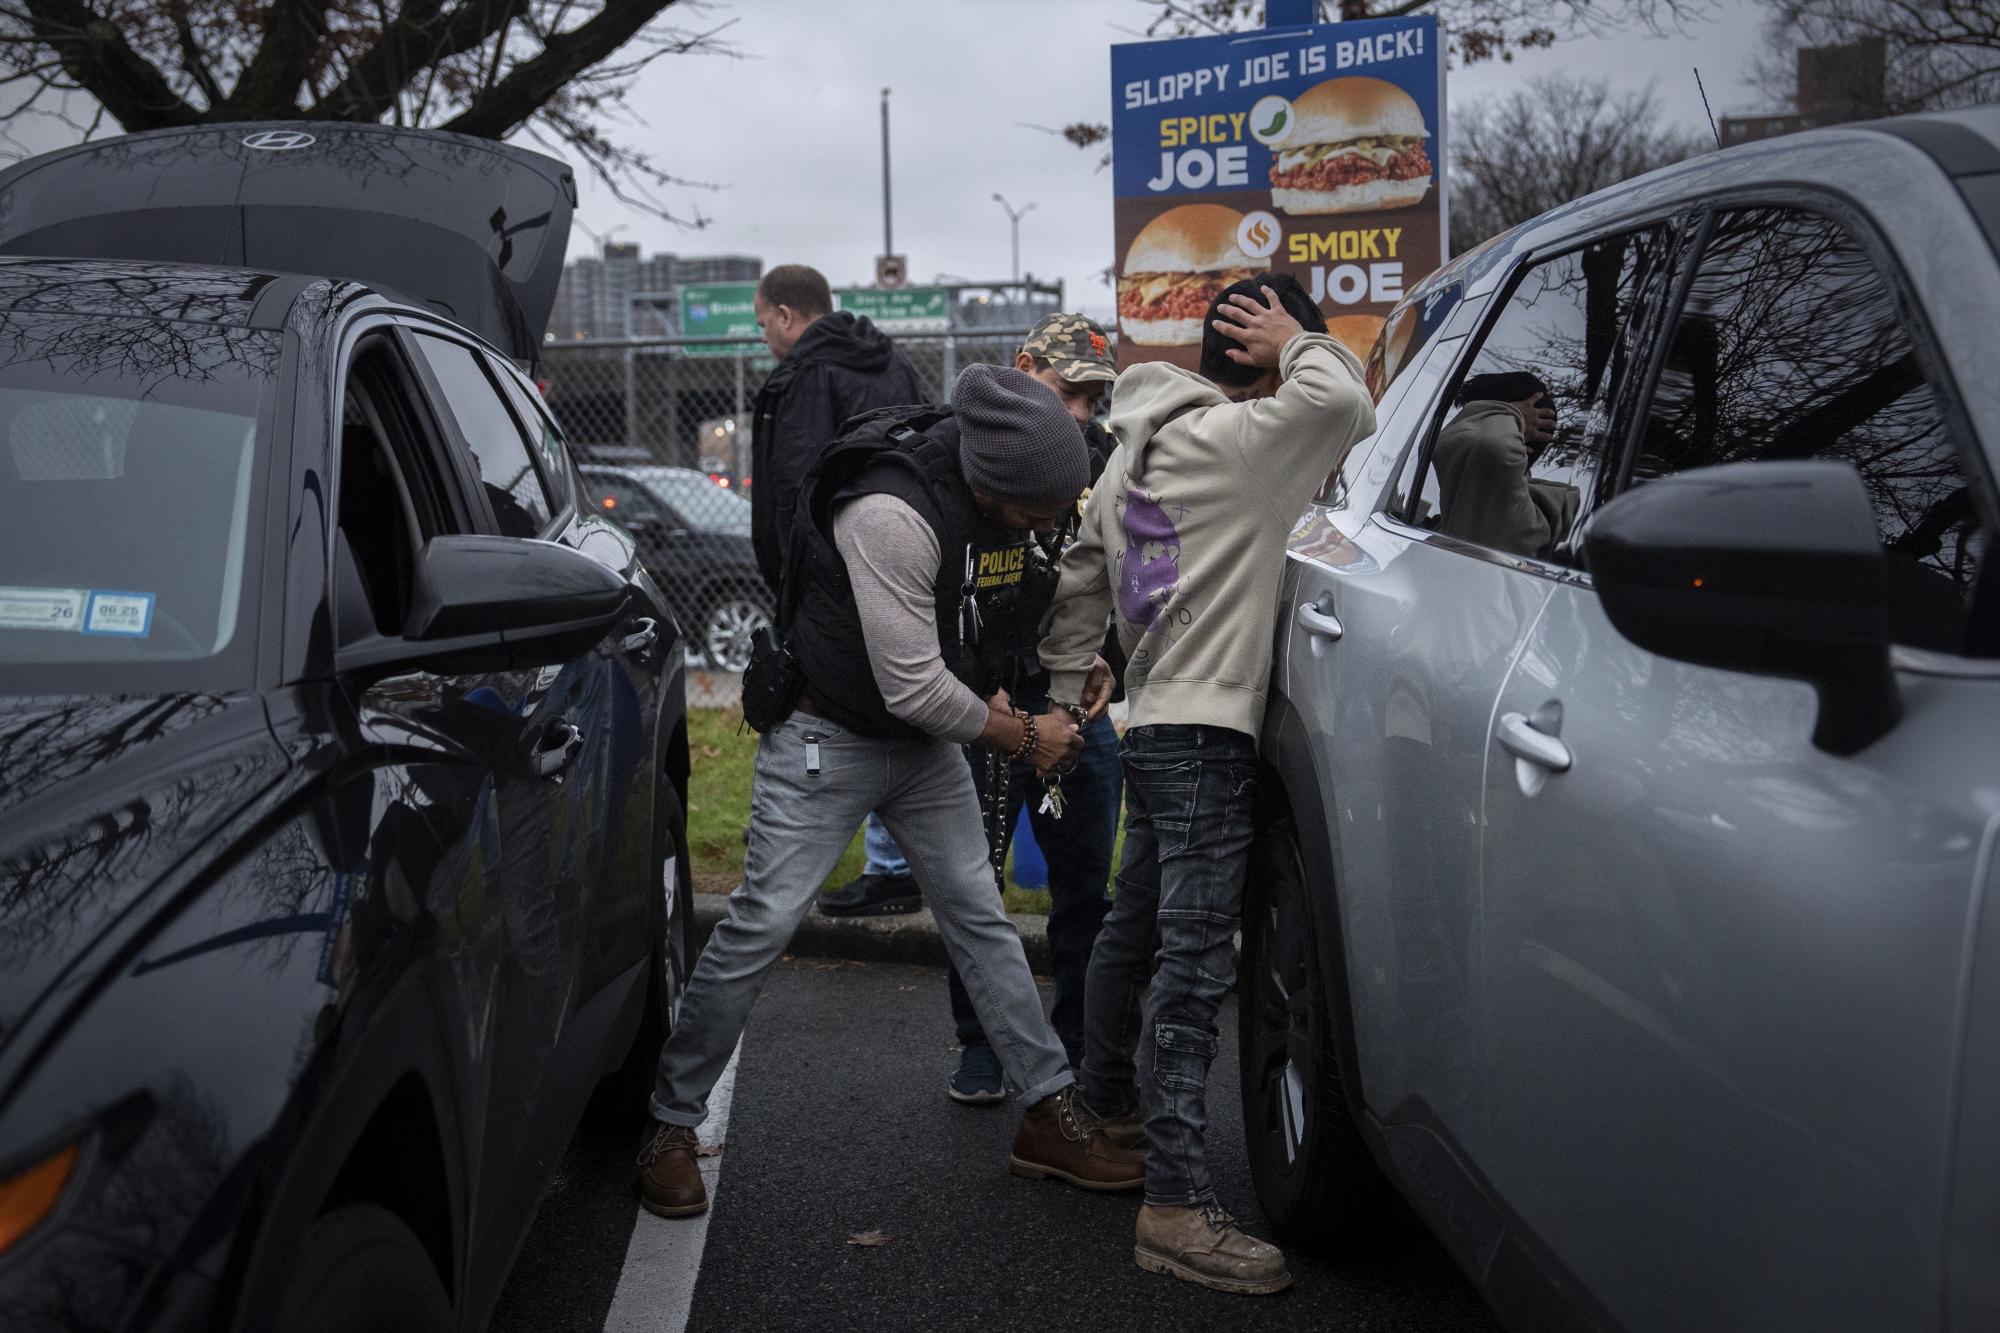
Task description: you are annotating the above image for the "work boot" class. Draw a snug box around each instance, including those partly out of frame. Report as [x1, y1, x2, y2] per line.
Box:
[816, 871, 921, 917]
[636, 1122, 708, 1218]
[1008, 1086, 1143, 1191]
[1134, 1202, 1293, 1295]
[1077, 1097, 1146, 1152]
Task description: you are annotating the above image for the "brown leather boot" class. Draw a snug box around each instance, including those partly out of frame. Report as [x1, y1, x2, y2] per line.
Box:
[1078, 1099, 1146, 1153]
[637, 1122, 708, 1218]
[1134, 1202, 1293, 1295]
[1008, 1086, 1144, 1191]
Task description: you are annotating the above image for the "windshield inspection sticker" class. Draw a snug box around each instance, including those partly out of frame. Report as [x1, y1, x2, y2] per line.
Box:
[0, 586, 87, 631]
[82, 591, 154, 637]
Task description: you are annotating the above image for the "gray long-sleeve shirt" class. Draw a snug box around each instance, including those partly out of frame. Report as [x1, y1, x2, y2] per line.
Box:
[831, 493, 989, 742]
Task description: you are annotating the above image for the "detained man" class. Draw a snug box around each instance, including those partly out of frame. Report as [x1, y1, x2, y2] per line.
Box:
[1039, 276, 1376, 1294]
[637, 366, 1144, 1217]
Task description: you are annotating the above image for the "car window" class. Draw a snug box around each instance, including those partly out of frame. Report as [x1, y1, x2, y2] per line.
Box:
[1629, 206, 1991, 657]
[631, 468, 752, 535]
[1402, 228, 1670, 567]
[0, 315, 275, 688]
[487, 353, 574, 514]
[410, 331, 553, 538]
[583, 473, 671, 527]
[334, 339, 460, 642]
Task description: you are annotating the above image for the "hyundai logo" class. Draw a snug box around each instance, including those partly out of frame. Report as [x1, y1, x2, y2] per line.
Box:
[241, 129, 316, 152]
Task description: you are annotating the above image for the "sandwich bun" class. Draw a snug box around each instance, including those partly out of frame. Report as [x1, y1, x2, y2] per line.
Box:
[1121, 315, 1209, 347]
[1270, 175, 1432, 217]
[1325, 312, 1387, 363]
[1123, 203, 1252, 274]
[1279, 77, 1428, 148]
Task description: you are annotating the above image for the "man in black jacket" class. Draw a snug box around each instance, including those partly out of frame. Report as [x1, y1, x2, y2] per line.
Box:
[749, 264, 926, 594]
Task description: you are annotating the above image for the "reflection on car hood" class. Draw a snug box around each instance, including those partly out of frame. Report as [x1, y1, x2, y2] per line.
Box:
[0, 693, 285, 1057]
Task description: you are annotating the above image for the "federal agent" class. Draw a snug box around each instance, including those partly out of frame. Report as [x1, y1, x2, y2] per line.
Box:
[638, 366, 1142, 1217]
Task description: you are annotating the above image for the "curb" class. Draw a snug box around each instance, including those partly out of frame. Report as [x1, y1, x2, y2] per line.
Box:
[692, 891, 1050, 972]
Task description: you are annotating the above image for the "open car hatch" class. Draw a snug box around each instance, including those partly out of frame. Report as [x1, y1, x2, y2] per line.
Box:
[0, 122, 575, 363]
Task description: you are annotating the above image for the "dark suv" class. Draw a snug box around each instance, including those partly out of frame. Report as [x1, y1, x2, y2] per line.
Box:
[0, 123, 692, 1332]
[580, 463, 771, 671]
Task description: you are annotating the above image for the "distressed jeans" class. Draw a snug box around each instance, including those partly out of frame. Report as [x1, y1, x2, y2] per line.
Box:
[653, 712, 1074, 1125]
[1080, 723, 1259, 1207]
[950, 713, 1121, 1064]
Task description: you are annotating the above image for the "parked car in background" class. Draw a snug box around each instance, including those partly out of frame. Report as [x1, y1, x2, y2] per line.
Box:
[580, 463, 772, 672]
[1245, 106, 1999, 1332]
[0, 123, 692, 1333]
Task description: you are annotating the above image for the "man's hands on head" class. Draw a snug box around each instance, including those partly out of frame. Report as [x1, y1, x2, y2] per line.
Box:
[1212, 286, 1306, 370]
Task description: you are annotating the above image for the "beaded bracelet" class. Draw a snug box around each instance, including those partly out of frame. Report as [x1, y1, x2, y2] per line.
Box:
[1008, 708, 1038, 764]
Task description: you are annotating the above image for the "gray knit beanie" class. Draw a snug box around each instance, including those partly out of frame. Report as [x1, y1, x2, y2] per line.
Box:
[950, 364, 1088, 506]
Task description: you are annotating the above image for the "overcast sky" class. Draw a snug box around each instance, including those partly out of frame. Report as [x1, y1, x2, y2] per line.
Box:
[563, 0, 1773, 320]
[0, 0, 1776, 321]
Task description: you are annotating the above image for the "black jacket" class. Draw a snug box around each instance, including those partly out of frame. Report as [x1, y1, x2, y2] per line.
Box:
[750, 312, 926, 594]
[788, 415, 978, 740]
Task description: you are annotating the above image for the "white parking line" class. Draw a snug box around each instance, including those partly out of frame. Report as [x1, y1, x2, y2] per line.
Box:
[602, 1040, 742, 1333]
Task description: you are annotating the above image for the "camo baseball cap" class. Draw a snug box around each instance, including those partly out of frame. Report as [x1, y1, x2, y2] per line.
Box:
[1022, 313, 1116, 384]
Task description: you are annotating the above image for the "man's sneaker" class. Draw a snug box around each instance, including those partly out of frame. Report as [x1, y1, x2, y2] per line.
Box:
[636, 1122, 708, 1218]
[1134, 1202, 1293, 1295]
[816, 872, 921, 917]
[948, 1044, 1007, 1105]
[1008, 1086, 1144, 1191]
[1077, 1097, 1146, 1152]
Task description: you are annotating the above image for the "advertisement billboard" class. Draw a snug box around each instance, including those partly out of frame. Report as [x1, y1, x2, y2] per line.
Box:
[1109, 16, 1446, 370]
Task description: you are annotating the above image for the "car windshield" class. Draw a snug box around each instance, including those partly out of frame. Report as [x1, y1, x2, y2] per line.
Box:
[0, 312, 277, 690]
[632, 467, 751, 535]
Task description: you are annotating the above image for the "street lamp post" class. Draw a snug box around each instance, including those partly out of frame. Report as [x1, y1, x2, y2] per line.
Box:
[991, 193, 1035, 287]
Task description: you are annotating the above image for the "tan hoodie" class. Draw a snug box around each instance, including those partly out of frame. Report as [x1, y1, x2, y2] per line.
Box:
[1039, 332, 1375, 741]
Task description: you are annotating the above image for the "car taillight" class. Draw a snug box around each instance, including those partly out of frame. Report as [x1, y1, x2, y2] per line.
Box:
[0, 1142, 79, 1257]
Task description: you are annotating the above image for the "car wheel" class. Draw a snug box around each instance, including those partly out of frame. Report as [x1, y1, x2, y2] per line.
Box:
[701, 591, 770, 673]
[603, 777, 694, 1111]
[1239, 815, 1396, 1250]
[274, 1204, 452, 1333]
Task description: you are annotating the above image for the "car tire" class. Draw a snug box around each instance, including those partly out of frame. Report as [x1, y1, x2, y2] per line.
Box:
[699, 588, 771, 674]
[1238, 814, 1397, 1250]
[273, 1204, 452, 1333]
[602, 777, 694, 1113]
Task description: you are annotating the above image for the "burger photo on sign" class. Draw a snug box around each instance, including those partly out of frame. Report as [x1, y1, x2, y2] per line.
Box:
[1268, 76, 1432, 215]
[1117, 203, 1256, 346]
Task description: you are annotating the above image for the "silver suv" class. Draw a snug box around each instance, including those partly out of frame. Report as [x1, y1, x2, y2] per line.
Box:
[1246, 107, 1999, 1331]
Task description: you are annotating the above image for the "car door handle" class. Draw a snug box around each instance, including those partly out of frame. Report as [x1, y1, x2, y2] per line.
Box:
[1495, 712, 1571, 773]
[1296, 602, 1344, 641]
[621, 617, 658, 657]
[529, 719, 584, 782]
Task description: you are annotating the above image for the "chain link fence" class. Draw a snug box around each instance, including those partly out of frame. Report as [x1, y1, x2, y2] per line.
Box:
[539, 329, 1046, 688]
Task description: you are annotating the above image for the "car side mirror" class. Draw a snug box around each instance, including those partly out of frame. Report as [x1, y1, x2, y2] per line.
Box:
[340, 534, 628, 679]
[1583, 460, 1901, 756]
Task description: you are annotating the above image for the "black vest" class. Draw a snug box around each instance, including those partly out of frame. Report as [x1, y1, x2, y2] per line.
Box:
[787, 409, 980, 739]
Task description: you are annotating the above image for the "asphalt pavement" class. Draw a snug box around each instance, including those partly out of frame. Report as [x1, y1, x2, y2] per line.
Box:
[493, 956, 1501, 1333]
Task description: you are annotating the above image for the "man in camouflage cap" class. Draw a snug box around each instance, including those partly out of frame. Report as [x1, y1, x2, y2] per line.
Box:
[1015, 312, 1117, 420]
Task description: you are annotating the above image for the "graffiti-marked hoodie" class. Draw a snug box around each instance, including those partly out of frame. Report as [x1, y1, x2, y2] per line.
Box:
[1039, 332, 1374, 742]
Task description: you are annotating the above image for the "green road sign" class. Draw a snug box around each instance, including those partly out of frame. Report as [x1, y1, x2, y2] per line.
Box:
[836, 286, 949, 328]
[680, 282, 762, 356]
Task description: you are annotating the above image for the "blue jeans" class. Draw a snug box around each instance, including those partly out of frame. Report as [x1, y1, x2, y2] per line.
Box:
[863, 811, 910, 878]
[1080, 723, 1258, 1207]
[654, 714, 1074, 1123]
[949, 714, 1120, 1065]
